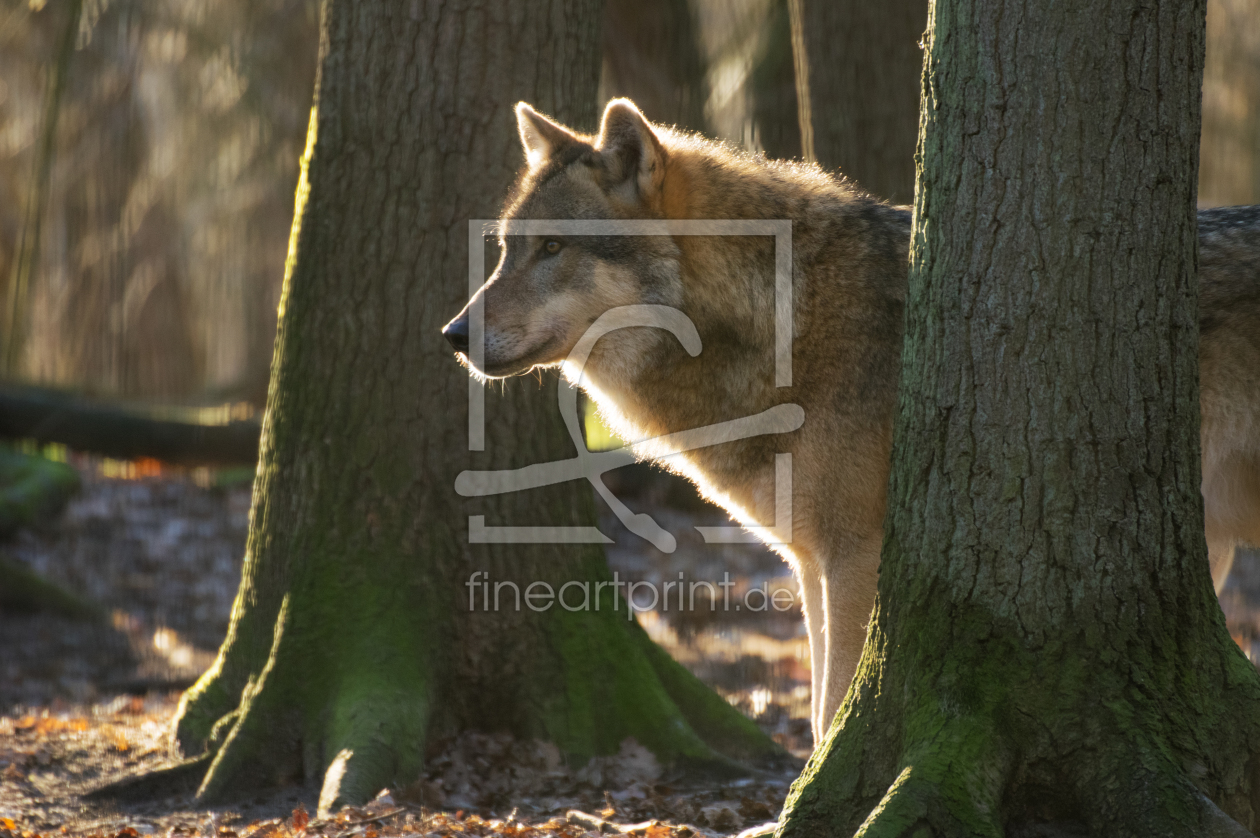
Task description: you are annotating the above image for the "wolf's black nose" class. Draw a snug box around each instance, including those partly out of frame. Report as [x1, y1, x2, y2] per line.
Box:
[443, 316, 470, 353]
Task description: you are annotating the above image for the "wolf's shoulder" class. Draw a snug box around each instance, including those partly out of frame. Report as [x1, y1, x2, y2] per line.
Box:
[1199, 205, 1260, 334]
[801, 188, 912, 276]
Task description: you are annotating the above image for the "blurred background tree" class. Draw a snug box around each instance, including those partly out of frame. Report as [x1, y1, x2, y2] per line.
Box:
[600, 0, 708, 132]
[790, 0, 927, 205]
[1200, 0, 1260, 207]
[0, 0, 319, 404]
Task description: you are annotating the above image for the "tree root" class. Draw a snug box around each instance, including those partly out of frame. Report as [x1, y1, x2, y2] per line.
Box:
[188, 592, 432, 813]
[842, 713, 1007, 838]
[1070, 770, 1260, 838]
[1191, 793, 1258, 838]
[788, 754, 1260, 838]
[156, 586, 789, 816]
[854, 764, 1001, 838]
[779, 702, 1260, 838]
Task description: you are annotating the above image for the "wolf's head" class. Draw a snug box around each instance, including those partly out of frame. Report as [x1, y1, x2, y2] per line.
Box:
[442, 99, 684, 380]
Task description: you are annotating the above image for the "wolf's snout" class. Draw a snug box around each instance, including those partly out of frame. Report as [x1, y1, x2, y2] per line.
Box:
[442, 316, 470, 353]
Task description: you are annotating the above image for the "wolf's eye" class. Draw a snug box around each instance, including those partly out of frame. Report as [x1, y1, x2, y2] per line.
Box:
[543, 239, 562, 255]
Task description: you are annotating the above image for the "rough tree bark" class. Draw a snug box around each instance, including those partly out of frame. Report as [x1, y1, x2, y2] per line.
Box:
[778, 1, 1260, 836]
[790, 0, 927, 204]
[159, 0, 781, 813]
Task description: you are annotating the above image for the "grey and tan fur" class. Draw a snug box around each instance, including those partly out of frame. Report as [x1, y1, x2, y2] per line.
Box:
[443, 99, 1260, 741]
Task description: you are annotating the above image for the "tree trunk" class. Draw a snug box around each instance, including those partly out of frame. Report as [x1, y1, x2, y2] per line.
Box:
[2, 0, 82, 374]
[160, 0, 782, 813]
[749, 0, 802, 160]
[790, 0, 927, 205]
[779, 1, 1260, 836]
[600, 0, 708, 133]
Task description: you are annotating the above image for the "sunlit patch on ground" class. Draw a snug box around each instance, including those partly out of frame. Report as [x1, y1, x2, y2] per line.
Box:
[2, 458, 246, 708]
[0, 693, 187, 830]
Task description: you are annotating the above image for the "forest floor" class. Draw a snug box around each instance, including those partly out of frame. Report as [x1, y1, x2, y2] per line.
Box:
[6, 456, 1260, 838]
[0, 457, 818, 838]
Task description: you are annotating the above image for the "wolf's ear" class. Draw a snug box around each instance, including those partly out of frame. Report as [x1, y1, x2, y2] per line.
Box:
[516, 103, 580, 168]
[596, 99, 665, 196]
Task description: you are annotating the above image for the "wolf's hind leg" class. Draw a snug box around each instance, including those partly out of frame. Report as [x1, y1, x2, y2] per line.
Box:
[1208, 535, 1237, 594]
[1202, 452, 1260, 594]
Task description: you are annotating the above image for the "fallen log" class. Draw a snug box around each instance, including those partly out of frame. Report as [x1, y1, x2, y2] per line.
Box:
[0, 383, 260, 466]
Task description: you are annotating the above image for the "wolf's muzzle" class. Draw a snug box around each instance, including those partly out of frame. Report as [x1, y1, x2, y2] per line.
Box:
[442, 316, 470, 353]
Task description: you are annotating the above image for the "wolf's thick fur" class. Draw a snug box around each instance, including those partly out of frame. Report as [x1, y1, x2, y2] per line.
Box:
[444, 100, 1260, 740]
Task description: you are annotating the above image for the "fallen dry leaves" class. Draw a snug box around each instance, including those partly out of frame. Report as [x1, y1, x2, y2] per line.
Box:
[0, 699, 786, 838]
[7, 718, 89, 736]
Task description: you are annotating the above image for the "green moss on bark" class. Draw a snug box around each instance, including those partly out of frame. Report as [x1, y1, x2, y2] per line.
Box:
[782, 596, 1260, 836]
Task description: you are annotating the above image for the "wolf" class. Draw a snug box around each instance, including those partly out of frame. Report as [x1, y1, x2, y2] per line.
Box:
[442, 98, 1260, 742]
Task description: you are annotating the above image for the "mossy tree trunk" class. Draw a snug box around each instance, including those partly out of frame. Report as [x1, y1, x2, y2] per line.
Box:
[779, 1, 1260, 836]
[790, 0, 927, 204]
[168, 0, 782, 813]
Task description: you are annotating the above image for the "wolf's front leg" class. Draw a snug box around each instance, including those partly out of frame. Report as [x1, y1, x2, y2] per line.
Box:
[816, 535, 881, 740]
[795, 567, 826, 742]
